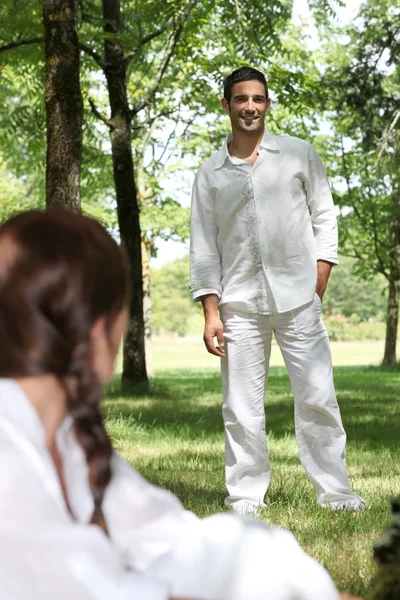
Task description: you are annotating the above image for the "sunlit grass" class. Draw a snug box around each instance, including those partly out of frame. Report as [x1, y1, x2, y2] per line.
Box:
[105, 341, 400, 598]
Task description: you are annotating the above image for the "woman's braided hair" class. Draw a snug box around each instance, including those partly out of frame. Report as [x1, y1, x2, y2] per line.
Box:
[0, 210, 129, 531]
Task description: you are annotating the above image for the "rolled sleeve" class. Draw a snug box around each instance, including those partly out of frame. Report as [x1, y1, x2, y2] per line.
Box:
[192, 288, 221, 302]
[305, 145, 339, 265]
[189, 168, 222, 300]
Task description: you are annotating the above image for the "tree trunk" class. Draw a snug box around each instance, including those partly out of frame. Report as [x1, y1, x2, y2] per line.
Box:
[42, 0, 82, 212]
[102, 0, 147, 384]
[383, 278, 399, 365]
[142, 235, 154, 377]
[383, 198, 399, 366]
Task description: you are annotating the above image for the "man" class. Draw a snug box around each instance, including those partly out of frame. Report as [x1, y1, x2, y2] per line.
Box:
[189, 66, 365, 515]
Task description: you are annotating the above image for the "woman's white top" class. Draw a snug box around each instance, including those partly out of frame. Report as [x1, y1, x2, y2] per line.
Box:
[0, 378, 339, 600]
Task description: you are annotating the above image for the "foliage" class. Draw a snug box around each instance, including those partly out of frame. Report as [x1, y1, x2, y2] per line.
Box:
[0, 155, 43, 221]
[370, 498, 400, 600]
[322, 310, 387, 342]
[311, 0, 400, 362]
[0, 0, 328, 238]
[323, 256, 387, 322]
[151, 255, 199, 336]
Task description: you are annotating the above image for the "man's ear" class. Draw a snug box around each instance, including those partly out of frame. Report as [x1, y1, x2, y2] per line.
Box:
[266, 98, 271, 113]
[221, 97, 230, 114]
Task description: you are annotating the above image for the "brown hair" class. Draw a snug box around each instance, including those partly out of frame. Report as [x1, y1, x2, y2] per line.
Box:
[0, 210, 129, 530]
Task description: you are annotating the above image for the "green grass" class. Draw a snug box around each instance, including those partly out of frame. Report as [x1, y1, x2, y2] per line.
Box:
[152, 337, 392, 368]
[105, 339, 400, 598]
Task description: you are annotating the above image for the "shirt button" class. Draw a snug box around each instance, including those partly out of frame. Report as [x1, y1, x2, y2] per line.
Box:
[258, 219, 262, 224]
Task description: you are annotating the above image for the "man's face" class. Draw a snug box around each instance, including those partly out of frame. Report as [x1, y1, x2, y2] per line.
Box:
[221, 80, 270, 135]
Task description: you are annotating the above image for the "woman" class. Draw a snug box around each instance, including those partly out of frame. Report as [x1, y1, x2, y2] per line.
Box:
[0, 210, 343, 600]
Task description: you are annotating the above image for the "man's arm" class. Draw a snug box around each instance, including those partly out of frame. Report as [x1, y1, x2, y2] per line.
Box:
[189, 169, 222, 303]
[189, 168, 223, 358]
[305, 145, 339, 268]
[316, 259, 333, 301]
[201, 294, 225, 357]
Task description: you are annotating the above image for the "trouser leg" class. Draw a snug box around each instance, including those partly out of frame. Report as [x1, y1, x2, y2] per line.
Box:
[220, 310, 272, 510]
[274, 295, 365, 508]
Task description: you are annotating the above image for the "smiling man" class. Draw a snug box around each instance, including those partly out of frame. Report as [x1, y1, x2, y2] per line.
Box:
[189, 66, 365, 515]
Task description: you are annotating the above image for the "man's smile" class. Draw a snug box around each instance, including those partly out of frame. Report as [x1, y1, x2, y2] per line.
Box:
[240, 115, 259, 123]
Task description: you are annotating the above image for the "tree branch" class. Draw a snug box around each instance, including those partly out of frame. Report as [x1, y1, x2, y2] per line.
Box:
[0, 36, 106, 74]
[0, 37, 44, 55]
[339, 133, 389, 278]
[88, 97, 114, 128]
[234, 0, 243, 32]
[125, 19, 174, 66]
[131, 107, 180, 134]
[79, 42, 105, 70]
[130, 0, 198, 117]
[365, 176, 391, 277]
[159, 112, 196, 165]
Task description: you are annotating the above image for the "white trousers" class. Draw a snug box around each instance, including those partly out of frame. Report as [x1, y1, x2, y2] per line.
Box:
[220, 295, 363, 511]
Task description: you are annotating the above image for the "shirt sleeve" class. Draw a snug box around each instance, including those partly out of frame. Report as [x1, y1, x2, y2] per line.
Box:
[189, 167, 222, 300]
[305, 144, 339, 265]
[146, 514, 340, 600]
[104, 454, 200, 572]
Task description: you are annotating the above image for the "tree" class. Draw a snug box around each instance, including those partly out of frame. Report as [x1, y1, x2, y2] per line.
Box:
[81, 0, 199, 384]
[314, 0, 400, 364]
[42, 0, 83, 211]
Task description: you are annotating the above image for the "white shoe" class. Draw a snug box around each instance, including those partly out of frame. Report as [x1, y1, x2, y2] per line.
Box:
[322, 495, 366, 512]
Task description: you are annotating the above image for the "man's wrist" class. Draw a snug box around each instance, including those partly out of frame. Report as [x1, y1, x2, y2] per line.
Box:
[201, 294, 220, 320]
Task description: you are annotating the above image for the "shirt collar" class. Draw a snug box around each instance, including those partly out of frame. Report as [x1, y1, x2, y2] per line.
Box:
[214, 131, 280, 170]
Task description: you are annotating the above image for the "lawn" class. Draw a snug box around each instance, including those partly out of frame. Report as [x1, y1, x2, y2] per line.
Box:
[104, 338, 400, 598]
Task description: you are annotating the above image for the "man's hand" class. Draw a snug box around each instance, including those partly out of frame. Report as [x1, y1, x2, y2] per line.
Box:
[316, 259, 333, 301]
[200, 294, 225, 358]
[203, 316, 225, 357]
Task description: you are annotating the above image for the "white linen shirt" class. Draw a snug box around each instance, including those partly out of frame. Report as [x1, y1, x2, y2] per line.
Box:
[189, 131, 338, 314]
[0, 378, 339, 600]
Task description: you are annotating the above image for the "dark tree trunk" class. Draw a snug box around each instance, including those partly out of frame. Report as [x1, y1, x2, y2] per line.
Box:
[102, 0, 147, 384]
[383, 277, 399, 365]
[43, 0, 82, 212]
[383, 200, 399, 366]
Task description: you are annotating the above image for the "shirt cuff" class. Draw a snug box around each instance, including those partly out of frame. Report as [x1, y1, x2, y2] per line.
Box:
[316, 255, 338, 265]
[192, 288, 221, 302]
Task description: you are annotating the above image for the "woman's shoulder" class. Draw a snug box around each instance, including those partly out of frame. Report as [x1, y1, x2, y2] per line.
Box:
[0, 424, 71, 526]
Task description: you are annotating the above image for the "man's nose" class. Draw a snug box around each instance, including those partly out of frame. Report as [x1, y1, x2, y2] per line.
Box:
[245, 98, 256, 111]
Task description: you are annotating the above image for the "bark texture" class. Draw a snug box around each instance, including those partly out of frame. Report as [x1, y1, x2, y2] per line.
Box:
[43, 0, 83, 212]
[383, 277, 399, 365]
[383, 196, 399, 365]
[102, 0, 147, 383]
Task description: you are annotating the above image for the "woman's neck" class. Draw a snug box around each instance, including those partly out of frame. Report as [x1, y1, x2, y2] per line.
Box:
[16, 374, 67, 449]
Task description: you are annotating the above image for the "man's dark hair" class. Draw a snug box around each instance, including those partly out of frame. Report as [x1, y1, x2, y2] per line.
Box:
[223, 67, 269, 104]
